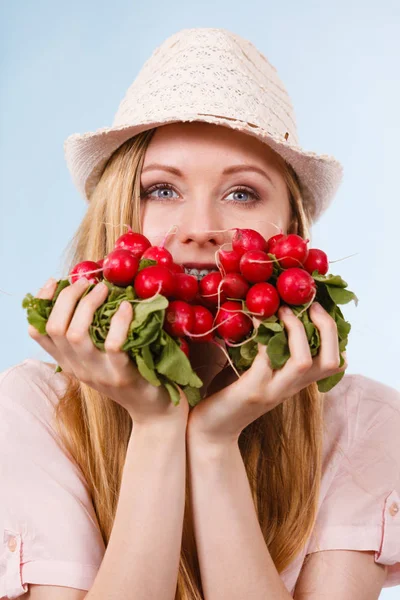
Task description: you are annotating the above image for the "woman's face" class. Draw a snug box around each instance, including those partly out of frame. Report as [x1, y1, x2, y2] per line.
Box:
[140, 121, 292, 266]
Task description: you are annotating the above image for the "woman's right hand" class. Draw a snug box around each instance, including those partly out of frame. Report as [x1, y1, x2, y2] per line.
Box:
[28, 277, 190, 431]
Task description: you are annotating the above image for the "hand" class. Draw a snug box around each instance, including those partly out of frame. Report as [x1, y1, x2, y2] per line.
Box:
[28, 278, 189, 430]
[187, 303, 347, 447]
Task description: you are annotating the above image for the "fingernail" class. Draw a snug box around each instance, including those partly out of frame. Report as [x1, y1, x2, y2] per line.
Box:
[77, 277, 90, 286]
[44, 278, 55, 289]
[312, 302, 323, 312]
[280, 306, 292, 315]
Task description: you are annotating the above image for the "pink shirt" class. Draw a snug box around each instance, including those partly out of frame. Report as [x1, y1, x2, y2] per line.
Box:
[0, 358, 399, 598]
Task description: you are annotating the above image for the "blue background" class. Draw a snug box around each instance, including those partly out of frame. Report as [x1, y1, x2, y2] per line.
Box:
[1, 3, 399, 596]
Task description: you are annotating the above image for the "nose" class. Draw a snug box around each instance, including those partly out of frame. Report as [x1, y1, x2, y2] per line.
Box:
[174, 201, 228, 249]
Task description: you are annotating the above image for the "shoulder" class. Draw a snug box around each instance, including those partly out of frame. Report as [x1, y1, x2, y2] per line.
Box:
[0, 358, 91, 501]
[0, 358, 73, 464]
[0, 358, 68, 419]
[322, 372, 400, 448]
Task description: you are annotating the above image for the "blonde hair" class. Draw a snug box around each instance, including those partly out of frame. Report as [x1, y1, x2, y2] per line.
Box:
[55, 126, 326, 599]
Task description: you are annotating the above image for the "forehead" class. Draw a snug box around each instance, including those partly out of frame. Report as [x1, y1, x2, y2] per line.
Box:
[143, 121, 281, 168]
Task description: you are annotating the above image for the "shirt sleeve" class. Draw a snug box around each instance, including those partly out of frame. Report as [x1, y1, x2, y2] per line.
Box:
[306, 375, 400, 589]
[0, 360, 105, 599]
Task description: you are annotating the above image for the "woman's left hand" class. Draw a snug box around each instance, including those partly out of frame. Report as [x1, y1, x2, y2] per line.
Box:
[186, 302, 347, 447]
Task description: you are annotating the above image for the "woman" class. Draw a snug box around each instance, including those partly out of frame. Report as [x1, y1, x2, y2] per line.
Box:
[1, 28, 399, 600]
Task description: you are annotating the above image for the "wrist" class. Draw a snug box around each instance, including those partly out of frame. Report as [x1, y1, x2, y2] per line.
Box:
[131, 419, 187, 442]
[186, 427, 238, 462]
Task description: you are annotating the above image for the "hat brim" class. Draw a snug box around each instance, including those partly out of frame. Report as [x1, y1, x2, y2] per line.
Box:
[64, 113, 343, 224]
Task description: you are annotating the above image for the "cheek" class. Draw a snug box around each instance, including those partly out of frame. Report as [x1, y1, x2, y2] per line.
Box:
[237, 205, 289, 241]
[140, 203, 178, 246]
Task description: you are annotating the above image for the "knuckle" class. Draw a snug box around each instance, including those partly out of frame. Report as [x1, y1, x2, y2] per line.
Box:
[66, 329, 84, 344]
[246, 391, 263, 405]
[296, 358, 313, 372]
[45, 322, 63, 337]
[324, 359, 341, 371]
[104, 341, 122, 353]
[325, 317, 338, 332]
[28, 325, 40, 339]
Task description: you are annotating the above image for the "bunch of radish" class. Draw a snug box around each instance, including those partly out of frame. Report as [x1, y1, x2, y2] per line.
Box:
[24, 225, 358, 397]
[69, 227, 333, 348]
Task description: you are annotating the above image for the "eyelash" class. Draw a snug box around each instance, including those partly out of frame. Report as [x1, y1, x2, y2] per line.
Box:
[140, 182, 262, 209]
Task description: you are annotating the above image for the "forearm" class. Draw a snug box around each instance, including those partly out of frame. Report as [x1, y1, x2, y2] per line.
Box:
[86, 423, 186, 600]
[187, 438, 291, 600]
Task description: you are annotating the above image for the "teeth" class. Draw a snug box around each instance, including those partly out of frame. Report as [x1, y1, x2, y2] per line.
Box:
[184, 267, 216, 280]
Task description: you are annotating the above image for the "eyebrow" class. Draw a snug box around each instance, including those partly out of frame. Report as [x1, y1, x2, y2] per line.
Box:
[141, 163, 275, 188]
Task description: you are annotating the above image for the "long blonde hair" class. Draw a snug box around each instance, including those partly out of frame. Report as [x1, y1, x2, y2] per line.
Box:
[55, 126, 326, 599]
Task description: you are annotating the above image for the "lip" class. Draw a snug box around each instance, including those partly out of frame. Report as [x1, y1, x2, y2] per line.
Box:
[182, 263, 218, 270]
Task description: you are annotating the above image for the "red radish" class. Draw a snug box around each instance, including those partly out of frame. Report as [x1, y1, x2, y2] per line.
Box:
[177, 337, 190, 358]
[267, 233, 285, 254]
[103, 250, 139, 287]
[303, 248, 329, 275]
[114, 228, 151, 259]
[272, 234, 309, 269]
[245, 282, 280, 318]
[221, 272, 249, 299]
[97, 258, 105, 270]
[276, 268, 316, 305]
[164, 301, 194, 338]
[134, 265, 175, 299]
[141, 245, 174, 267]
[172, 273, 199, 302]
[169, 262, 185, 274]
[187, 305, 215, 342]
[70, 261, 102, 284]
[217, 248, 242, 274]
[215, 301, 253, 343]
[239, 250, 273, 283]
[199, 272, 227, 306]
[232, 228, 268, 257]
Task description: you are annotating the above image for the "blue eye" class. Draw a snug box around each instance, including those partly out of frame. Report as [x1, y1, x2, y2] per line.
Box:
[227, 189, 254, 203]
[140, 183, 262, 209]
[143, 185, 179, 200]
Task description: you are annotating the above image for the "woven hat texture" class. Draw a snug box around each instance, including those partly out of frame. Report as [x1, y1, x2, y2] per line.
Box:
[64, 27, 343, 223]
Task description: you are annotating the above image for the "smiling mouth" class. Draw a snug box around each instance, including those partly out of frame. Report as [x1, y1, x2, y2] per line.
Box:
[183, 266, 219, 280]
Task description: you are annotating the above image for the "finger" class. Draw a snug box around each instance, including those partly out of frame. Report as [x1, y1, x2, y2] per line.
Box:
[104, 301, 136, 377]
[66, 281, 110, 357]
[104, 301, 132, 353]
[37, 277, 58, 299]
[277, 306, 313, 372]
[28, 278, 60, 355]
[308, 303, 346, 373]
[45, 278, 92, 364]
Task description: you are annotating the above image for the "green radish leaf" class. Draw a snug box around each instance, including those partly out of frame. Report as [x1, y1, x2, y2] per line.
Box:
[333, 311, 351, 341]
[317, 370, 345, 393]
[183, 385, 202, 408]
[227, 345, 250, 370]
[121, 312, 164, 351]
[240, 339, 259, 361]
[136, 353, 162, 386]
[313, 273, 348, 288]
[163, 380, 181, 406]
[22, 294, 54, 335]
[266, 330, 290, 369]
[326, 285, 359, 307]
[254, 319, 283, 342]
[141, 344, 155, 370]
[132, 295, 169, 328]
[155, 332, 203, 388]
[53, 279, 71, 302]
[138, 258, 158, 272]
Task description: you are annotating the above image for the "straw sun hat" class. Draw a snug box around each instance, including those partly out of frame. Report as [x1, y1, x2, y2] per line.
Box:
[64, 27, 343, 224]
